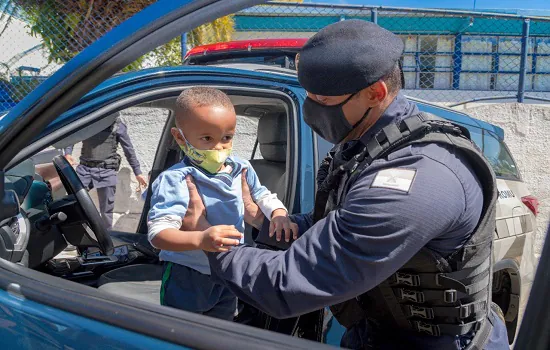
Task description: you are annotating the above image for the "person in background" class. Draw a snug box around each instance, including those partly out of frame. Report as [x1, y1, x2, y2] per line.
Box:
[64, 112, 148, 229]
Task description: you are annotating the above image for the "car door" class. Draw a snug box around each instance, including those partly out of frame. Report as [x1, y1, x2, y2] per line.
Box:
[0, 0, 335, 348]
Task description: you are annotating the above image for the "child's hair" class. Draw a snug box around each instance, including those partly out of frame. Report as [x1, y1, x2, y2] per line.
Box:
[175, 87, 234, 123]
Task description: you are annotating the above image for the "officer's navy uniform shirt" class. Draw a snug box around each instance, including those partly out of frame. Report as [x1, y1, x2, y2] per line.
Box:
[207, 93, 509, 349]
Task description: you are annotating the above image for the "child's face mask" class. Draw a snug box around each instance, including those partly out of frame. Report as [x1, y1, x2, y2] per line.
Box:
[178, 129, 231, 174]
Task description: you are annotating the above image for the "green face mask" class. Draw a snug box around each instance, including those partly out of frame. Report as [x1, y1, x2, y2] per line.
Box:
[178, 129, 232, 174]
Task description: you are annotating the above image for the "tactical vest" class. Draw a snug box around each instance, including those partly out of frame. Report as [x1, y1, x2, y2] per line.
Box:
[80, 117, 122, 170]
[313, 113, 497, 349]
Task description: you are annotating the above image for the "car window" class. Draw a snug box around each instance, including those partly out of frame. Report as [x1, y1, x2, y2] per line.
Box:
[32, 107, 170, 233]
[232, 115, 263, 160]
[456, 123, 484, 151]
[483, 132, 521, 180]
[316, 134, 334, 169]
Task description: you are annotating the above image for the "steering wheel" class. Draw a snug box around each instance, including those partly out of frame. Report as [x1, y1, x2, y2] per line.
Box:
[52, 155, 114, 255]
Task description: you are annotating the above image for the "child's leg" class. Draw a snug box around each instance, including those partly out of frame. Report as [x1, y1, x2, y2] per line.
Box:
[203, 285, 238, 321]
[161, 262, 234, 319]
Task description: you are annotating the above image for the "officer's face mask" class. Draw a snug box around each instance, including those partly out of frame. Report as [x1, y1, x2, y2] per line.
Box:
[177, 129, 231, 174]
[303, 92, 372, 144]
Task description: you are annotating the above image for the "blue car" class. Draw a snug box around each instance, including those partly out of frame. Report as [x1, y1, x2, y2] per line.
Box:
[0, 1, 547, 349]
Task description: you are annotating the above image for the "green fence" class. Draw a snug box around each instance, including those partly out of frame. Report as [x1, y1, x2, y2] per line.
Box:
[1, 1, 549, 108]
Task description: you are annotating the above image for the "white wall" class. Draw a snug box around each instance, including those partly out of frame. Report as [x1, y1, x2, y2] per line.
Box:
[460, 103, 550, 259]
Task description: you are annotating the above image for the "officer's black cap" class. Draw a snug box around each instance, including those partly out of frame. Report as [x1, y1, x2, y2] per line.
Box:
[298, 20, 404, 96]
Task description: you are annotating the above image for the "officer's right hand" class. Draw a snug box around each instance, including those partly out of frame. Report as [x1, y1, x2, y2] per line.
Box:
[200, 225, 243, 253]
[182, 175, 210, 231]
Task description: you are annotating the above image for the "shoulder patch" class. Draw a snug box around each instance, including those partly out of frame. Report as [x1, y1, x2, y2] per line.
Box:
[371, 168, 417, 193]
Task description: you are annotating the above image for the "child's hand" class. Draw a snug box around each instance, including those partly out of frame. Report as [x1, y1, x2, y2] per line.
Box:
[200, 225, 243, 252]
[270, 209, 299, 242]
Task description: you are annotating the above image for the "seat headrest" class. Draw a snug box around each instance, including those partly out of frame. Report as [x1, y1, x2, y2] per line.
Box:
[257, 113, 287, 163]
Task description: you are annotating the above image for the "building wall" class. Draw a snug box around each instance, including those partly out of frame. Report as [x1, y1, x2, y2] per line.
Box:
[460, 103, 550, 260]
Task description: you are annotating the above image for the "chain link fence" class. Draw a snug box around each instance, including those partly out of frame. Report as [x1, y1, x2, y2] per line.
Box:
[1, 1, 549, 109]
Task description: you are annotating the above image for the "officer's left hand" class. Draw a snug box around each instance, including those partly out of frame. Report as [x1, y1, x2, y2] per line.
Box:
[135, 174, 148, 190]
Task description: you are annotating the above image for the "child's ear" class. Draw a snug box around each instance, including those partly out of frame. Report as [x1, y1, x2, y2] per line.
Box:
[170, 127, 180, 139]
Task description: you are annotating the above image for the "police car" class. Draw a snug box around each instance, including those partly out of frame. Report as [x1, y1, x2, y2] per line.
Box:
[0, 1, 540, 348]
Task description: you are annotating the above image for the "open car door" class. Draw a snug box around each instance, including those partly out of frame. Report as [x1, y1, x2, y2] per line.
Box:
[0, 0, 333, 348]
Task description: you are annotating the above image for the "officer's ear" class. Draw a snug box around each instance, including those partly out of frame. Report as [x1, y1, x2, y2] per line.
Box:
[361, 81, 388, 107]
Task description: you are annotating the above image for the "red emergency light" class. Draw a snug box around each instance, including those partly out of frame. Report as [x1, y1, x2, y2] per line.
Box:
[184, 38, 308, 59]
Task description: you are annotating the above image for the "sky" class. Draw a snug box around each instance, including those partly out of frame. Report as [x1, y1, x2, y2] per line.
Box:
[302, 0, 550, 12]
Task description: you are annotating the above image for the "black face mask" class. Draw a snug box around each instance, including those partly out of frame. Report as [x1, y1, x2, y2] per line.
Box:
[303, 93, 371, 144]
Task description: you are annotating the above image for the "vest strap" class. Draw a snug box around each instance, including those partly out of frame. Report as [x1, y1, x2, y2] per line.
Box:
[401, 299, 487, 320]
[410, 318, 485, 337]
[388, 257, 490, 288]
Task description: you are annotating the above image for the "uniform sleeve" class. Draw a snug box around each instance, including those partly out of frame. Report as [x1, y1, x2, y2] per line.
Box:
[147, 171, 189, 243]
[244, 161, 286, 219]
[289, 211, 313, 234]
[116, 122, 142, 176]
[207, 154, 468, 319]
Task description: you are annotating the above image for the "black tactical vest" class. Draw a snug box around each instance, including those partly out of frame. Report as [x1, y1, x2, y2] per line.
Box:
[80, 117, 122, 170]
[313, 113, 497, 349]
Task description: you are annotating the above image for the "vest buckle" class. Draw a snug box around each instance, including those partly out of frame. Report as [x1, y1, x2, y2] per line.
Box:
[444, 289, 458, 303]
[408, 305, 434, 319]
[460, 304, 472, 319]
[412, 320, 441, 336]
[399, 289, 425, 303]
[395, 272, 421, 286]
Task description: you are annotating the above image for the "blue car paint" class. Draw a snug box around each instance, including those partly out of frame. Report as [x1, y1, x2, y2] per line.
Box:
[0, 289, 187, 349]
[0, 64, 506, 347]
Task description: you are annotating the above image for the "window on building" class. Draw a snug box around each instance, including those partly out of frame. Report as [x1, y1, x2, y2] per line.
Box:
[496, 37, 534, 91]
[401, 35, 418, 89]
[403, 35, 453, 90]
[460, 36, 495, 90]
[535, 38, 550, 91]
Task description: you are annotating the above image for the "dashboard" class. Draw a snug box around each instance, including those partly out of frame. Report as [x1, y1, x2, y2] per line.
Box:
[2, 158, 67, 267]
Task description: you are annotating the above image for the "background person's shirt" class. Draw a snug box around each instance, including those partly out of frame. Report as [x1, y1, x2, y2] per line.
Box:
[64, 121, 142, 176]
[147, 156, 285, 275]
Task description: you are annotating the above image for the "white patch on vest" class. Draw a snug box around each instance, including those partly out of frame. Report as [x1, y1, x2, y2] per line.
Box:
[371, 168, 417, 193]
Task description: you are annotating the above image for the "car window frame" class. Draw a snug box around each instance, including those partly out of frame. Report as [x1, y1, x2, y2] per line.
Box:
[136, 85, 300, 233]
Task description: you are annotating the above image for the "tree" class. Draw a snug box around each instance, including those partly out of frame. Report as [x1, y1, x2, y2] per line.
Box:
[154, 15, 235, 67]
[13, 0, 235, 69]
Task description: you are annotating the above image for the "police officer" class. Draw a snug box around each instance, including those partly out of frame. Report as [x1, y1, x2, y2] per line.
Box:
[64, 113, 147, 229]
[183, 20, 509, 349]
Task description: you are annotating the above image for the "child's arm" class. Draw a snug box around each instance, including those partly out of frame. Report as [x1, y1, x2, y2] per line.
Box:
[148, 171, 242, 252]
[151, 225, 242, 252]
[242, 166, 298, 242]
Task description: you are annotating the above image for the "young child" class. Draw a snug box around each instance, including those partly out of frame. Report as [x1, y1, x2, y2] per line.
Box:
[147, 87, 295, 320]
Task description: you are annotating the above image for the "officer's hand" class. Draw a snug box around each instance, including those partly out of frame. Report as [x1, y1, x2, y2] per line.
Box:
[64, 154, 76, 166]
[182, 175, 210, 231]
[270, 209, 299, 242]
[241, 169, 265, 230]
[135, 174, 148, 191]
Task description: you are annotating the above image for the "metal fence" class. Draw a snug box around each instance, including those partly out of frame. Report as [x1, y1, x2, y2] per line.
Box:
[1, 1, 550, 109]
